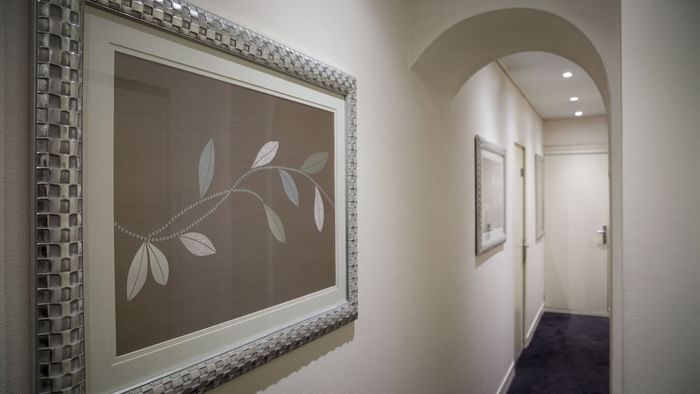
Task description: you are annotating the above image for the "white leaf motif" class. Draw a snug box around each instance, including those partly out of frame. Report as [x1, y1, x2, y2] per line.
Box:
[264, 204, 286, 243]
[198, 138, 215, 197]
[179, 232, 217, 256]
[300, 152, 329, 174]
[251, 141, 279, 169]
[278, 170, 299, 206]
[314, 186, 324, 232]
[126, 243, 149, 301]
[147, 242, 169, 285]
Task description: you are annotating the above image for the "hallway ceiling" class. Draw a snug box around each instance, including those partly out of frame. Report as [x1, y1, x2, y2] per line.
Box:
[499, 52, 606, 120]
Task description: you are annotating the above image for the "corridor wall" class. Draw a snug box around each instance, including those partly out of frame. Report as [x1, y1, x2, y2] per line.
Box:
[621, 1, 700, 391]
[0, 1, 32, 391]
[544, 116, 608, 148]
[448, 63, 545, 356]
[182, 2, 547, 393]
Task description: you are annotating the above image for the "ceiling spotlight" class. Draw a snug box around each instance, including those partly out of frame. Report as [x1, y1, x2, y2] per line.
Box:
[562, 71, 573, 78]
[569, 96, 579, 102]
[574, 111, 583, 117]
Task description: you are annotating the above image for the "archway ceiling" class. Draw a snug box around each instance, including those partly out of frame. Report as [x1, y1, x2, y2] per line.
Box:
[499, 52, 605, 120]
[411, 9, 611, 115]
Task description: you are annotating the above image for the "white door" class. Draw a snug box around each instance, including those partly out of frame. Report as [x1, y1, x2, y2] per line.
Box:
[544, 151, 609, 316]
[513, 144, 526, 356]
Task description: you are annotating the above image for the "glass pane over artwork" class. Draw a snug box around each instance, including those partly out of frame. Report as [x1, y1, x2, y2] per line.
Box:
[113, 53, 336, 355]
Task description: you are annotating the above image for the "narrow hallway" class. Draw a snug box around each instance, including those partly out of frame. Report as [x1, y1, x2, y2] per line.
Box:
[509, 313, 609, 394]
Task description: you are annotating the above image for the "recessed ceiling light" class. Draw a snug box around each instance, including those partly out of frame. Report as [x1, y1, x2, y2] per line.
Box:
[574, 111, 583, 117]
[569, 96, 579, 102]
[562, 71, 573, 78]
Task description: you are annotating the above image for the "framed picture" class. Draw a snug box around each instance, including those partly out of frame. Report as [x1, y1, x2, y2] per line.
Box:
[475, 135, 506, 255]
[33, 1, 357, 393]
[535, 154, 545, 239]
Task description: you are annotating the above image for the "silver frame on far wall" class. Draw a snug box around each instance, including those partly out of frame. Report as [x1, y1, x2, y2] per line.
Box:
[535, 154, 545, 240]
[32, 1, 358, 392]
[475, 135, 507, 255]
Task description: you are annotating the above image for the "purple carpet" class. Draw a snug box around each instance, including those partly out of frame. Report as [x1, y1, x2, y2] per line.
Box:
[508, 312, 609, 394]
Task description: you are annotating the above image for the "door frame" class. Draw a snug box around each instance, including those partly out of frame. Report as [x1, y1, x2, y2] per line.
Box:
[543, 144, 611, 314]
[514, 142, 527, 356]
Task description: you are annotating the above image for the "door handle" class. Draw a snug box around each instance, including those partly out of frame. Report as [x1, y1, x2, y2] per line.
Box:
[596, 225, 608, 245]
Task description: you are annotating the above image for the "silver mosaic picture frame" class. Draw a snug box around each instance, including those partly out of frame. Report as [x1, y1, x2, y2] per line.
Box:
[475, 135, 506, 256]
[33, 1, 358, 392]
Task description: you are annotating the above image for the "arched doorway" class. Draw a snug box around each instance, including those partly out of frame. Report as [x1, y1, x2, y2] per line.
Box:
[411, 8, 619, 392]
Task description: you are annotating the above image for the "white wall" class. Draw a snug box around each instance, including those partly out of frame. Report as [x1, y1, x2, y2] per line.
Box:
[0, 0, 32, 391]
[448, 63, 545, 352]
[544, 116, 608, 148]
[173, 1, 545, 393]
[621, 1, 700, 392]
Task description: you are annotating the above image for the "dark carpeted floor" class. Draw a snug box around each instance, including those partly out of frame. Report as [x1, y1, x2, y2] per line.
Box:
[508, 312, 609, 394]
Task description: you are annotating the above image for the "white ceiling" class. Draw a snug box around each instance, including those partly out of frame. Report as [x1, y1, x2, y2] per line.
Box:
[499, 52, 605, 120]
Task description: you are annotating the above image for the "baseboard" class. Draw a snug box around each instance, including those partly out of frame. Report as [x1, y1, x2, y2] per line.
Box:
[544, 306, 610, 318]
[496, 360, 516, 394]
[525, 303, 545, 347]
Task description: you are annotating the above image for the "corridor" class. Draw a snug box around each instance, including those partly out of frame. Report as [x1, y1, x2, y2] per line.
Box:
[509, 313, 610, 393]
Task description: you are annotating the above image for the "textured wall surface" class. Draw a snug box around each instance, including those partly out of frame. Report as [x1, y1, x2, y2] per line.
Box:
[621, 1, 700, 392]
[447, 63, 545, 392]
[1, 0, 33, 391]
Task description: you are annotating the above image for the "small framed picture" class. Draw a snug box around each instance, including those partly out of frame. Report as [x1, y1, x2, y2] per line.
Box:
[475, 135, 507, 255]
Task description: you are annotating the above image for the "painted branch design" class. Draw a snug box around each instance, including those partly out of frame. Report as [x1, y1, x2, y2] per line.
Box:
[116, 139, 333, 300]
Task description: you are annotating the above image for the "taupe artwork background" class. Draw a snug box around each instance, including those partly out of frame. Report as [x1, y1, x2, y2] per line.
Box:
[113, 53, 335, 356]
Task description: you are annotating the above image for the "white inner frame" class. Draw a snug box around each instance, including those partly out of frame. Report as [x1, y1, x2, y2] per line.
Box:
[84, 8, 347, 393]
